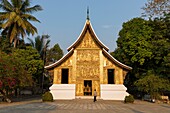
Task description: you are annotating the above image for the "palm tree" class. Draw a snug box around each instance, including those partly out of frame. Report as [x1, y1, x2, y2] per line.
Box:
[0, 0, 42, 47]
[27, 35, 50, 64]
[28, 35, 50, 93]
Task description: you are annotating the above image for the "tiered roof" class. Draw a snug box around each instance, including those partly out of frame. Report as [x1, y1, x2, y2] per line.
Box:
[45, 18, 132, 70]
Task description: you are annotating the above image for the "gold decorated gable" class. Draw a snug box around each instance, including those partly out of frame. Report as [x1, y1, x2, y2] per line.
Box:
[76, 27, 100, 79]
[77, 30, 100, 49]
[76, 50, 100, 79]
[60, 56, 73, 67]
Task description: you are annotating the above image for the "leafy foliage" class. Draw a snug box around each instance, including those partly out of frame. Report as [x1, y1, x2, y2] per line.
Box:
[12, 46, 44, 84]
[46, 43, 64, 65]
[124, 95, 134, 103]
[113, 15, 170, 97]
[116, 18, 153, 66]
[0, 36, 11, 53]
[42, 91, 53, 102]
[146, 14, 170, 78]
[134, 70, 170, 99]
[0, 43, 44, 102]
[27, 35, 50, 64]
[0, 51, 33, 91]
[0, 0, 42, 47]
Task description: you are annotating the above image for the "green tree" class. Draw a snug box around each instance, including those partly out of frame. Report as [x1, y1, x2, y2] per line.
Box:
[113, 17, 170, 97]
[116, 18, 153, 76]
[27, 35, 51, 92]
[46, 43, 64, 65]
[12, 46, 44, 86]
[27, 35, 50, 64]
[114, 17, 170, 77]
[161, 13, 170, 78]
[134, 70, 170, 99]
[112, 18, 154, 96]
[147, 17, 170, 78]
[0, 36, 11, 53]
[0, 0, 42, 47]
[0, 51, 33, 102]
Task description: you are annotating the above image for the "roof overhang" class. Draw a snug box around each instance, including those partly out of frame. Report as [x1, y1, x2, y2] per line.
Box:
[102, 48, 132, 70]
[45, 48, 74, 70]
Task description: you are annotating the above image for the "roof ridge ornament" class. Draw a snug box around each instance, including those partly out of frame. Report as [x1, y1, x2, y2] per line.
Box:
[87, 6, 90, 20]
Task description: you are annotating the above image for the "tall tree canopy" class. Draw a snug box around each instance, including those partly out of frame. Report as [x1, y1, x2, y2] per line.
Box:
[114, 17, 170, 77]
[46, 43, 64, 65]
[27, 35, 50, 64]
[0, 50, 33, 102]
[148, 16, 170, 78]
[0, 51, 32, 88]
[134, 70, 170, 99]
[113, 16, 170, 97]
[115, 18, 153, 67]
[0, 0, 42, 47]
[12, 46, 44, 85]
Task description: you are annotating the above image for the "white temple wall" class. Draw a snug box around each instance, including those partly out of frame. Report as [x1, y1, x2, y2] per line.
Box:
[100, 84, 129, 100]
[50, 84, 76, 100]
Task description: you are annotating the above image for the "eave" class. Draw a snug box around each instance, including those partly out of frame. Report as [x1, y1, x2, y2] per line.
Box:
[102, 49, 132, 70]
[45, 48, 74, 70]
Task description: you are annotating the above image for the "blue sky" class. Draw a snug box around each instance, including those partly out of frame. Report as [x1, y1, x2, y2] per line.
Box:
[30, 0, 147, 54]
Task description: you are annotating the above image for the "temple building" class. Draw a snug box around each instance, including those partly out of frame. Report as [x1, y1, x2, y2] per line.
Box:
[45, 11, 132, 100]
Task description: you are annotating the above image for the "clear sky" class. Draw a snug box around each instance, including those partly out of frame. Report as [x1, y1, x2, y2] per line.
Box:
[30, 0, 147, 54]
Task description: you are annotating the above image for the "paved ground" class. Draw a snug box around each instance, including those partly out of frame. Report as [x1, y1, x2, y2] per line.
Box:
[0, 99, 170, 113]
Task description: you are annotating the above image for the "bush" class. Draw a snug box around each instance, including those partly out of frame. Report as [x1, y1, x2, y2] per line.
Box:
[124, 95, 134, 103]
[42, 91, 53, 102]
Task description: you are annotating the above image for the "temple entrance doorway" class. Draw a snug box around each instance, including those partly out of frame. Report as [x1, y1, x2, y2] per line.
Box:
[84, 80, 92, 96]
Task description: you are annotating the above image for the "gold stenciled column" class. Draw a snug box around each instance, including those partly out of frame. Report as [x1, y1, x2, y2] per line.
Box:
[72, 50, 77, 84]
[53, 69, 58, 84]
[114, 68, 119, 84]
[119, 69, 124, 84]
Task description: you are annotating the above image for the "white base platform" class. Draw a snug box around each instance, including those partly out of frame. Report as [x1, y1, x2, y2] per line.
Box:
[50, 84, 129, 100]
[100, 84, 129, 100]
[49, 84, 76, 100]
